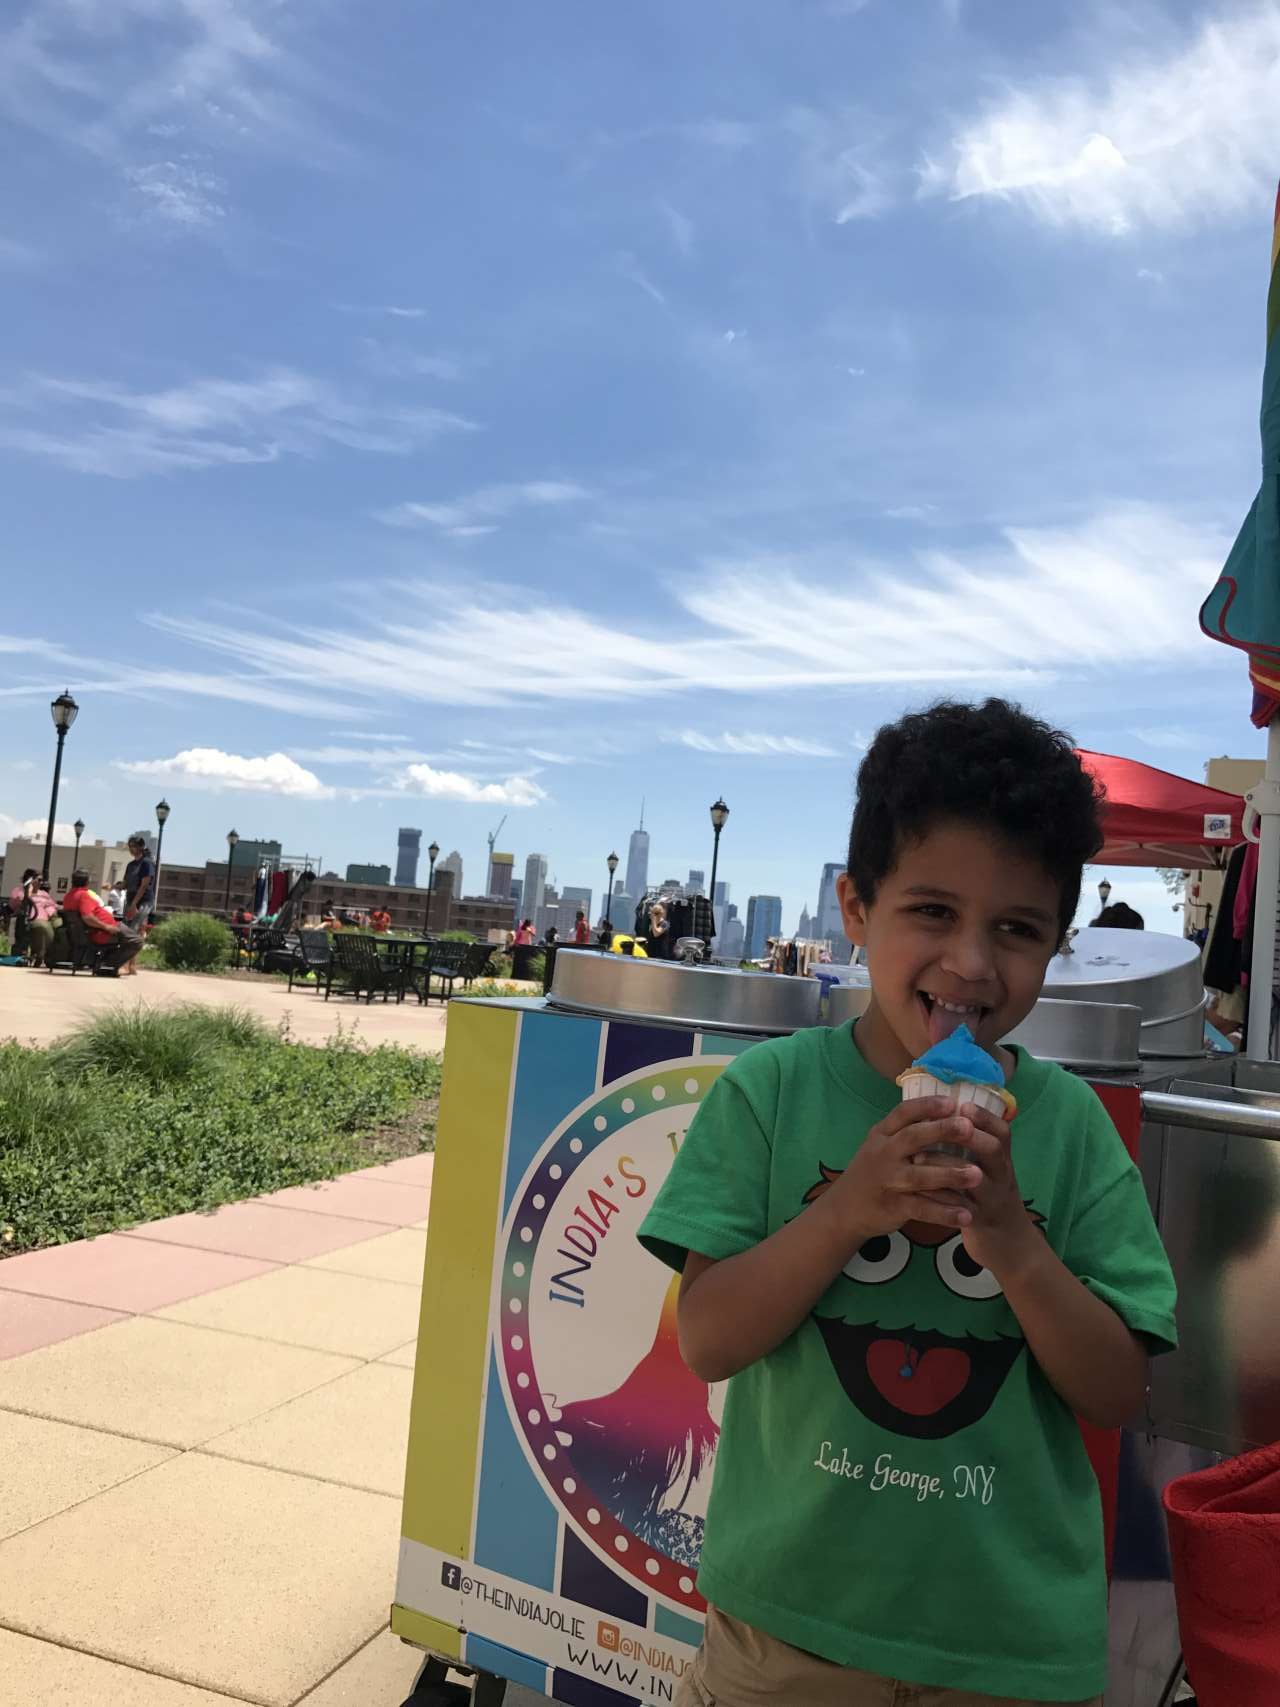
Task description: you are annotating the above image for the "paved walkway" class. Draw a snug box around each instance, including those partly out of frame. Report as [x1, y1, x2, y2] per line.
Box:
[0, 965, 451, 1050]
[0, 1154, 446, 1704]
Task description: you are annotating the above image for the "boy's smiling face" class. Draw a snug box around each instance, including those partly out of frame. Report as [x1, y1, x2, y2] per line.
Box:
[838, 819, 1061, 1079]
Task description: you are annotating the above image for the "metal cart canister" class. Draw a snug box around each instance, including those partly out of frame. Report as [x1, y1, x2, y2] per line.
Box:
[391, 944, 1280, 1707]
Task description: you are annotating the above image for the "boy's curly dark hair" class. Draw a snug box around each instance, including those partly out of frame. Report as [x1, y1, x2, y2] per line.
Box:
[847, 699, 1104, 941]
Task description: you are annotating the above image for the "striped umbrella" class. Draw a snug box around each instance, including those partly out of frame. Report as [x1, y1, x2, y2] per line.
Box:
[1201, 182, 1280, 1055]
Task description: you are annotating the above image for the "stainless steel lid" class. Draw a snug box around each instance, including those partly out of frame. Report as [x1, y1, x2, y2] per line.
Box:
[548, 948, 821, 1034]
[1003, 998, 1142, 1070]
[1042, 926, 1205, 1057]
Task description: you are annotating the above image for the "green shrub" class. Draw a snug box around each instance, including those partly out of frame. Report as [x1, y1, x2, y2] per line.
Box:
[53, 1003, 265, 1091]
[0, 1033, 441, 1254]
[150, 911, 234, 972]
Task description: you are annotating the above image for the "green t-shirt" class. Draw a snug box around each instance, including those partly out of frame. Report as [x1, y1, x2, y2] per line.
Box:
[638, 1021, 1177, 1703]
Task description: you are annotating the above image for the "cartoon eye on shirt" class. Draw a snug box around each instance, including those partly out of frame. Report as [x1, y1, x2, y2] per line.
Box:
[807, 1165, 1045, 1441]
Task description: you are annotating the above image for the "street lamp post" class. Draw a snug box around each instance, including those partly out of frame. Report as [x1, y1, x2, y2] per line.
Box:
[604, 851, 619, 931]
[707, 797, 730, 947]
[72, 819, 85, 866]
[41, 691, 79, 882]
[1097, 877, 1112, 912]
[154, 799, 171, 914]
[424, 840, 440, 935]
[224, 829, 240, 915]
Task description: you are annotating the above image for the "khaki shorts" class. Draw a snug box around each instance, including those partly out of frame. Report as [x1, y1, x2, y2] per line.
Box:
[675, 1608, 1101, 1707]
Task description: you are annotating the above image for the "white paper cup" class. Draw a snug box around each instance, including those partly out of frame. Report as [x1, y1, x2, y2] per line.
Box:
[900, 1072, 1009, 1158]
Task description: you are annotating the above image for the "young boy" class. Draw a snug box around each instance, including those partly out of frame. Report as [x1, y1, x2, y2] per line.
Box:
[639, 699, 1177, 1707]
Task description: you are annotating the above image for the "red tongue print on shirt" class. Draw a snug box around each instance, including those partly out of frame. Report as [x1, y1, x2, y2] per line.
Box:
[866, 1338, 971, 1417]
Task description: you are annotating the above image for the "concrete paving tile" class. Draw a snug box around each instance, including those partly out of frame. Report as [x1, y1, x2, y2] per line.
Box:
[0, 1291, 125, 1360]
[119, 1201, 388, 1263]
[0, 1234, 274, 1313]
[378, 1340, 417, 1369]
[255, 1176, 431, 1227]
[294, 1627, 423, 1705]
[0, 1627, 243, 1704]
[156, 1264, 423, 1359]
[355, 1152, 435, 1187]
[203, 1361, 414, 1495]
[301, 1227, 427, 1287]
[0, 1315, 358, 1447]
[0, 1452, 401, 1707]
[0, 1410, 174, 1541]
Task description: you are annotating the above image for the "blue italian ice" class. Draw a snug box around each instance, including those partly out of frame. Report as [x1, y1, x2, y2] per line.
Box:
[910, 1024, 1004, 1088]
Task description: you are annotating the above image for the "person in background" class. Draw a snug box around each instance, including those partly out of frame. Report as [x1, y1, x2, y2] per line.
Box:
[63, 867, 144, 975]
[514, 918, 536, 946]
[25, 880, 62, 968]
[544, 924, 559, 946]
[1091, 901, 1144, 930]
[123, 835, 155, 930]
[645, 899, 672, 959]
[369, 904, 392, 933]
[7, 868, 38, 955]
[105, 879, 127, 916]
[573, 909, 591, 945]
[321, 908, 340, 930]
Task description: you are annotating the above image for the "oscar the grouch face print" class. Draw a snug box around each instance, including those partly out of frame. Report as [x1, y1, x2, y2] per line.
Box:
[804, 1166, 1045, 1441]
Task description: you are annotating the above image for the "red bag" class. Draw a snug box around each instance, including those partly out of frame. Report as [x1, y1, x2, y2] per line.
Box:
[1163, 1441, 1280, 1706]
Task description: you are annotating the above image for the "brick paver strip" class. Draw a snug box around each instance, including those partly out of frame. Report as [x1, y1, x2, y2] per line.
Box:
[118, 1200, 391, 1263]
[0, 1291, 126, 1360]
[0, 1234, 275, 1314]
[254, 1176, 431, 1226]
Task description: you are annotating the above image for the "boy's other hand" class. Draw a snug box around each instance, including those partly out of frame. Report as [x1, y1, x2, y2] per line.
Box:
[949, 1104, 1042, 1281]
[828, 1097, 982, 1248]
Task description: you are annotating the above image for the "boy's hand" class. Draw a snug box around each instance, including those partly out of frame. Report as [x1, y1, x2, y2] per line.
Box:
[827, 1097, 982, 1247]
[947, 1104, 1042, 1281]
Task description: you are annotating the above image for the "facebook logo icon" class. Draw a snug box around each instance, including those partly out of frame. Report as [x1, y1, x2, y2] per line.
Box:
[441, 1563, 461, 1590]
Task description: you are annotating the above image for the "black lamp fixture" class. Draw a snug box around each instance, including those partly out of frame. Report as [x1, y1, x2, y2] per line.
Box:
[41, 691, 79, 882]
[154, 799, 171, 913]
[1098, 877, 1112, 911]
[72, 818, 85, 864]
[424, 840, 441, 934]
[604, 850, 620, 929]
[224, 828, 240, 915]
[707, 797, 730, 947]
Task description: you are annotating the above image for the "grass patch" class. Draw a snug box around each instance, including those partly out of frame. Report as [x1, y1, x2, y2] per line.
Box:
[0, 1004, 441, 1256]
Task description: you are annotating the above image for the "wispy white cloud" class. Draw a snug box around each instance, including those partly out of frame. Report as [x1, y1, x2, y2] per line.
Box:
[1130, 725, 1208, 752]
[924, 7, 1280, 234]
[359, 338, 462, 382]
[657, 198, 695, 256]
[0, 366, 476, 477]
[0, 0, 339, 231]
[0, 235, 42, 267]
[125, 159, 226, 229]
[116, 747, 335, 799]
[397, 763, 546, 807]
[787, 107, 896, 224]
[333, 303, 428, 319]
[617, 252, 668, 305]
[375, 480, 589, 535]
[669, 731, 842, 757]
[146, 504, 1226, 711]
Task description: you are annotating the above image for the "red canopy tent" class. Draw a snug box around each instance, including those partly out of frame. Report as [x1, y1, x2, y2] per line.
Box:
[1077, 750, 1247, 870]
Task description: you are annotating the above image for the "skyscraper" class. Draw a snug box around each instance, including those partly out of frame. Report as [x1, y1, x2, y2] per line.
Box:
[797, 905, 813, 938]
[816, 861, 844, 941]
[396, 828, 422, 888]
[745, 894, 783, 959]
[561, 885, 593, 924]
[687, 868, 705, 895]
[523, 853, 548, 922]
[625, 805, 650, 907]
[439, 849, 463, 896]
[712, 879, 729, 944]
[488, 851, 514, 898]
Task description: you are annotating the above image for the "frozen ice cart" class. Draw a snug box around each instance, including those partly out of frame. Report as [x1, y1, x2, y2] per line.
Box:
[391, 939, 1280, 1706]
[391, 954, 820, 1704]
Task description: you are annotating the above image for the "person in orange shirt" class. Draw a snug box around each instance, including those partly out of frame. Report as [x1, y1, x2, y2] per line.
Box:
[369, 906, 392, 933]
[62, 868, 144, 974]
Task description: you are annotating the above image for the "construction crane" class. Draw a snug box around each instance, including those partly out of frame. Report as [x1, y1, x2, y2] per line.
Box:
[485, 816, 509, 892]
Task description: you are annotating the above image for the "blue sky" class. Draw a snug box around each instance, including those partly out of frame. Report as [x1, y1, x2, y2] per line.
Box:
[2, 0, 1278, 931]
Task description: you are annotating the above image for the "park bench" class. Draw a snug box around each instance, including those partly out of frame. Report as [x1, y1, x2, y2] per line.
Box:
[326, 932, 404, 1004]
[289, 929, 332, 993]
